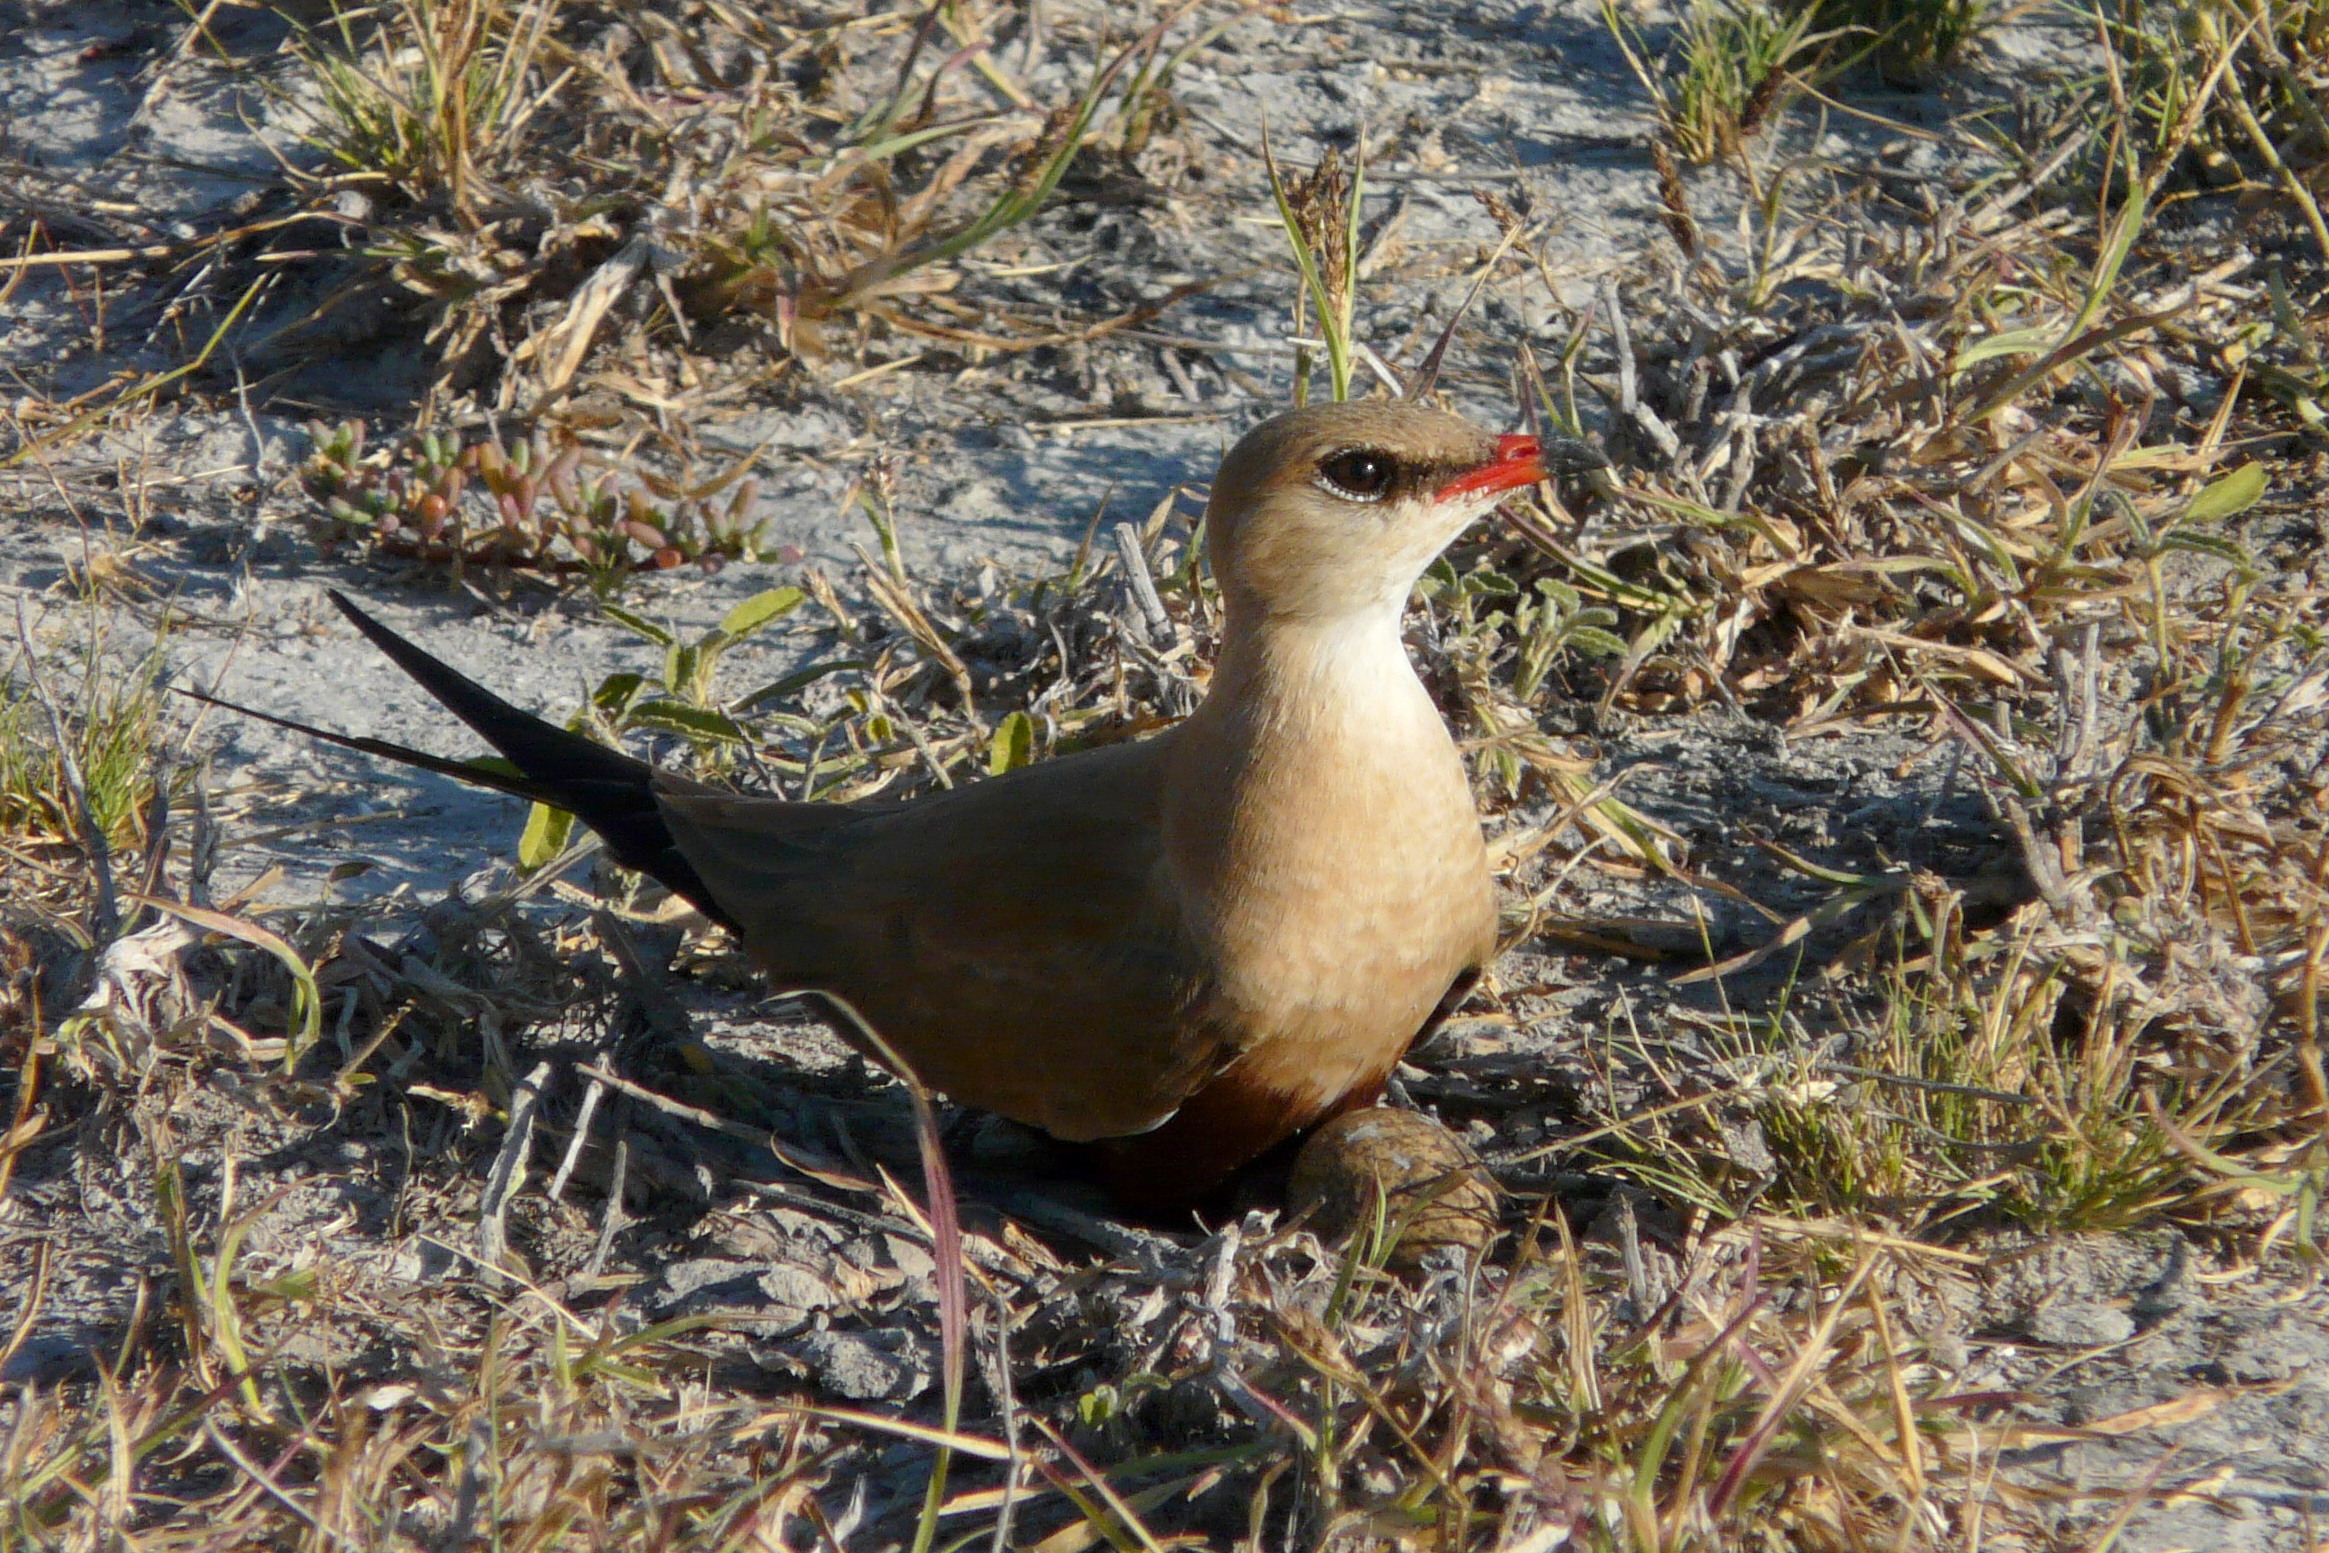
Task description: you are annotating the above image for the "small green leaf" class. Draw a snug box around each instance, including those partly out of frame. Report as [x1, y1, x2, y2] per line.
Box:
[1570, 627, 1631, 658]
[1628, 609, 1687, 662]
[602, 603, 675, 646]
[2074, 177, 2147, 337]
[1466, 568, 1520, 597]
[592, 671, 646, 714]
[736, 659, 867, 710]
[1535, 577, 1582, 611]
[248, 1270, 320, 1304]
[519, 802, 575, 870]
[2158, 530, 2258, 569]
[630, 700, 751, 744]
[988, 710, 1036, 775]
[2182, 462, 2265, 526]
[1953, 326, 2056, 373]
[719, 586, 805, 641]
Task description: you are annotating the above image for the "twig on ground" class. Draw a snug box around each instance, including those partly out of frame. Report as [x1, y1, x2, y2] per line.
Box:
[478, 1060, 556, 1280]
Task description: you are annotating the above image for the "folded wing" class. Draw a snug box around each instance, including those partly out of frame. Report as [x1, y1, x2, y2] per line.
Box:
[656, 736, 1227, 1141]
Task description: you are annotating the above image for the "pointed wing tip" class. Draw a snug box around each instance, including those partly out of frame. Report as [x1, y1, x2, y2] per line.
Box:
[326, 587, 385, 636]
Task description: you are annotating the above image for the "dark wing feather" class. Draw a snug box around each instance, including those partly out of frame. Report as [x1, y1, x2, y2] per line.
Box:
[180, 688, 570, 809]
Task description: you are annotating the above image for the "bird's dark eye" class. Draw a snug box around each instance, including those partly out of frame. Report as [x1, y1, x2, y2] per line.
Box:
[1315, 448, 1398, 503]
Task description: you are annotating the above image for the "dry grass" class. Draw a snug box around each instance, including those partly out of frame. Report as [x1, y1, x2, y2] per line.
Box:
[206, 0, 1238, 595]
[272, 0, 1216, 406]
[1, 0, 1227, 477]
[6, 2, 2329, 1549]
[2103, 0, 2329, 257]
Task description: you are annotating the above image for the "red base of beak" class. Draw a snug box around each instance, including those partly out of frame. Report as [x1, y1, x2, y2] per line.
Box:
[1435, 435, 1546, 502]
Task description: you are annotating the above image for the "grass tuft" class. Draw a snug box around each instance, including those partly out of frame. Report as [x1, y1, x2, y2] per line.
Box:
[265, 0, 1234, 407]
[299, 419, 784, 593]
[1604, 0, 1832, 168]
[0, 630, 169, 859]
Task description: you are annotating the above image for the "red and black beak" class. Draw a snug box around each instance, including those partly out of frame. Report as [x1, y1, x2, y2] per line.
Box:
[1434, 435, 1544, 503]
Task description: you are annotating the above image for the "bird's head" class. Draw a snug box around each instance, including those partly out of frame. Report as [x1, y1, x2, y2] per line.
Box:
[1203, 403, 1545, 624]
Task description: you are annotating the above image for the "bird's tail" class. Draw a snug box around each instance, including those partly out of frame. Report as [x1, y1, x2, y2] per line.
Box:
[192, 590, 734, 926]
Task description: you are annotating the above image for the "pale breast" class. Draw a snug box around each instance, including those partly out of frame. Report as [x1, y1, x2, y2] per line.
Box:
[1164, 620, 1497, 1088]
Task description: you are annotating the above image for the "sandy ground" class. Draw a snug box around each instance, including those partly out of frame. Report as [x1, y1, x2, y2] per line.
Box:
[9, 1, 2329, 1547]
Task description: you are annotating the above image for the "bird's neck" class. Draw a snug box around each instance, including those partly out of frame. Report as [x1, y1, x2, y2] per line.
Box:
[1202, 600, 1431, 737]
[1168, 598, 1470, 840]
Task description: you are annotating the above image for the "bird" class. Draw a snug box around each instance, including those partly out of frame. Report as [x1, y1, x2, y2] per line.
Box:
[211, 402, 1548, 1210]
